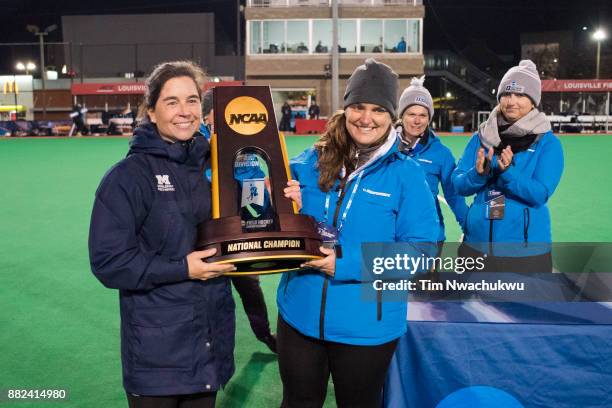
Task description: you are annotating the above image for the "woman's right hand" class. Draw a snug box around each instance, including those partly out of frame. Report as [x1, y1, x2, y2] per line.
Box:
[301, 246, 336, 277]
[476, 147, 493, 175]
[187, 248, 236, 280]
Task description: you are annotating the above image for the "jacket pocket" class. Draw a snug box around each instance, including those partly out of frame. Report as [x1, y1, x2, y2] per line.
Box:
[138, 199, 179, 254]
[130, 304, 195, 370]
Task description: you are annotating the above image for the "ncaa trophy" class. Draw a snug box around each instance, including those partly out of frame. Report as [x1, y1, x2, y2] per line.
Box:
[196, 86, 322, 275]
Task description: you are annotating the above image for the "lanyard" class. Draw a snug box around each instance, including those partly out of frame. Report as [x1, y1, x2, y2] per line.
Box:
[322, 171, 363, 232]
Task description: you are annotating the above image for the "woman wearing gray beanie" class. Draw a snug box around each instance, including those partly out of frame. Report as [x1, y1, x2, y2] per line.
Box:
[452, 59, 564, 272]
[276, 58, 438, 407]
[397, 75, 468, 246]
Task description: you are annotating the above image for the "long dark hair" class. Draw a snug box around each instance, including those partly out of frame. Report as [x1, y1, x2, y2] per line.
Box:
[314, 111, 352, 192]
[137, 60, 206, 122]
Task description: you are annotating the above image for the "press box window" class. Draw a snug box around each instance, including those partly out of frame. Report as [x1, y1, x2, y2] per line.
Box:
[312, 20, 332, 54]
[250, 21, 262, 54]
[263, 21, 285, 54]
[384, 20, 408, 53]
[338, 20, 357, 53]
[360, 20, 383, 53]
[286, 20, 309, 53]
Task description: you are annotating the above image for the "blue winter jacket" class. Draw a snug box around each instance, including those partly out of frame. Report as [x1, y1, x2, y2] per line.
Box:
[89, 123, 235, 396]
[277, 137, 439, 346]
[398, 129, 468, 241]
[452, 131, 564, 256]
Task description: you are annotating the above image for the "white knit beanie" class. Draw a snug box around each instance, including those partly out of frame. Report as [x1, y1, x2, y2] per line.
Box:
[398, 76, 434, 121]
[497, 59, 542, 106]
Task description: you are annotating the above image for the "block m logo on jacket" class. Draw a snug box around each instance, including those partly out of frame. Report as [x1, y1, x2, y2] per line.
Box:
[155, 174, 175, 192]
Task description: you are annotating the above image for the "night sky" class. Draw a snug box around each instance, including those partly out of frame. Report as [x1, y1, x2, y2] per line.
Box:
[0, 0, 610, 62]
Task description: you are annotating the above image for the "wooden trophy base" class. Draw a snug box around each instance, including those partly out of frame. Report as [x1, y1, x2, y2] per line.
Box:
[196, 214, 323, 275]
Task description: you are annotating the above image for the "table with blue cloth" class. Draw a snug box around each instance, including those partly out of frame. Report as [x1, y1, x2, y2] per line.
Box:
[383, 301, 612, 408]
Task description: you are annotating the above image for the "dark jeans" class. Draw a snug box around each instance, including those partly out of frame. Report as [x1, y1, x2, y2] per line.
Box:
[126, 392, 216, 408]
[231, 275, 272, 340]
[277, 315, 398, 408]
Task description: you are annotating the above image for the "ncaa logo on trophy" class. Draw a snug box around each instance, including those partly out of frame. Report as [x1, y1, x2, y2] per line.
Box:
[196, 86, 322, 275]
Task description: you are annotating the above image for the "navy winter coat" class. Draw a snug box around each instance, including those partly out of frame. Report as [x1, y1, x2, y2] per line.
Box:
[88, 123, 235, 396]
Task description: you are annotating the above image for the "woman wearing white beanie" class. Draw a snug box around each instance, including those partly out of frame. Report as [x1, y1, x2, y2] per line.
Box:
[397, 76, 468, 245]
[452, 59, 564, 272]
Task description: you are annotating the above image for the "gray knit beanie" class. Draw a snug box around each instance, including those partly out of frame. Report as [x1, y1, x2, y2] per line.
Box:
[343, 58, 399, 118]
[497, 59, 541, 106]
[202, 89, 213, 116]
[398, 75, 434, 121]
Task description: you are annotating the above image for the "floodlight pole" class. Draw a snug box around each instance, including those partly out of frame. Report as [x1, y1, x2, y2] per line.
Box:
[595, 40, 601, 80]
[27, 24, 56, 120]
[331, 0, 339, 113]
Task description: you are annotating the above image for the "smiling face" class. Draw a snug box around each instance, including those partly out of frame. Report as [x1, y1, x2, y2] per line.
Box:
[344, 103, 392, 148]
[499, 92, 534, 123]
[401, 104, 430, 140]
[148, 76, 202, 143]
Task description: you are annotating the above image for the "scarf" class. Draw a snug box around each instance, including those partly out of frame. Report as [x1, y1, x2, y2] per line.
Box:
[478, 106, 551, 153]
[342, 127, 397, 183]
[397, 125, 429, 154]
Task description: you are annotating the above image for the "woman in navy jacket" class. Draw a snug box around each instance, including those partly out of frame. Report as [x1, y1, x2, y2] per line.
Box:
[89, 61, 235, 408]
[452, 60, 564, 271]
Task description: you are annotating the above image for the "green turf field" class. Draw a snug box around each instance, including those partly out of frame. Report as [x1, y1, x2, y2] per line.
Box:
[1, 135, 611, 407]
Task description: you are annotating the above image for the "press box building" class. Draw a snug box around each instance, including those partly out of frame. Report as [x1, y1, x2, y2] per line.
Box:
[245, 0, 425, 118]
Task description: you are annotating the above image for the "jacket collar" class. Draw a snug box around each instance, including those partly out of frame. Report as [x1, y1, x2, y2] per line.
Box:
[347, 126, 399, 182]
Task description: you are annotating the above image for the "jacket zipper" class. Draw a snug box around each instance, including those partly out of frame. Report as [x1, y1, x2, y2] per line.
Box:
[319, 178, 352, 340]
[377, 290, 382, 321]
[523, 208, 530, 246]
[488, 219, 494, 255]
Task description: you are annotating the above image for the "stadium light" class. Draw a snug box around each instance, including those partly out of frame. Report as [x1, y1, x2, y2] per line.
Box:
[15, 61, 36, 75]
[593, 29, 606, 41]
[592, 29, 607, 79]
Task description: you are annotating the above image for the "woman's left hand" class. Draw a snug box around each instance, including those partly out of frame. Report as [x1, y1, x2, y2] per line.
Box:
[497, 146, 514, 172]
[283, 179, 302, 210]
[301, 246, 336, 277]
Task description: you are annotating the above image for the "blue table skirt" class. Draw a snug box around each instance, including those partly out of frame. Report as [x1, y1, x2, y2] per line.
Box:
[384, 302, 612, 408]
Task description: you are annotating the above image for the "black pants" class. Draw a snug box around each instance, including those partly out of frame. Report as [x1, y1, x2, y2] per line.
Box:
[126, 392, 216, 408]
[231, 275, 272, 340]
[277, 316, 398, 408]
[458, 242, 552, 273]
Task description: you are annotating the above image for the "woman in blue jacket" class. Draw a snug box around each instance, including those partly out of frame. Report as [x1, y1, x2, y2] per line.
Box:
[396, 76, 468, 243]
[89, 61, 236, 408]
[452, 60, 564, 271]
[276, 59, 438, 407]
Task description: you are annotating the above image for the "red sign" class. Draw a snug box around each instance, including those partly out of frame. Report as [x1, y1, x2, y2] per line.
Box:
[72, 81, 244, 95]
[541, 79, 612, 92]
[203, 81, 243, 91]
[71, 82, 147, 95]
[295, 119, 327, 135]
